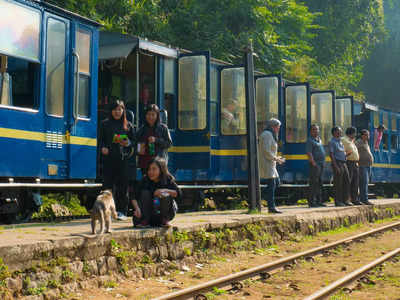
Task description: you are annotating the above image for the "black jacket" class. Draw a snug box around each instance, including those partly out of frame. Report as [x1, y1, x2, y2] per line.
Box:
[136, 123, 172, 160]
[136, 175, 182, 200]
[99, 118, 135, 162]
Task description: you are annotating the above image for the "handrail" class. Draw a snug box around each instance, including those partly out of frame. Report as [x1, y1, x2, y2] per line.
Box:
[72, 51, 80, 124]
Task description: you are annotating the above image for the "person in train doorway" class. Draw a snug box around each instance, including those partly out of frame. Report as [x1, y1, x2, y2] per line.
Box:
[328, 126, 351, 207]
[132, 157, 180, 228]
[259, 118, 286, 214]
[306, 124, 326, 207]
[99, 100, 135, 221]
[374, 124, 386, 151]
[221, 99, 240, 134]
[356, 129, 374, 205]
[136, 104, 173, 175]
[342, 127, 362, 205]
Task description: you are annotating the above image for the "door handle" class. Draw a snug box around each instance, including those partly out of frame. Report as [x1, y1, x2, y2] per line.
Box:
[72, 51, 80, 125]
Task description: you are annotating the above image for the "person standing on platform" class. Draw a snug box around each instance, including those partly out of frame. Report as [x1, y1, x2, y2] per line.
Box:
[306, 124, 326, 207]
[259, 118, 285, 214]
[342, 127, 362, 205]
[356, 129, 374, 205]
[136, 104, 172, 175]
[99, 100, 135, 221]
[329, 126, 351, 207]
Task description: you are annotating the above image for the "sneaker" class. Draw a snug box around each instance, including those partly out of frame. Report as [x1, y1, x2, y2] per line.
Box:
[136, 222, 150, 228]
[117, 212, 128, 221]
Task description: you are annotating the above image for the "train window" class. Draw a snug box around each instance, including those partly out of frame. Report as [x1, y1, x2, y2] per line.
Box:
[178, 56, 206, 130]
[392, 116, 397, 131]
[163, 58, 176, 129]
[373, 111, 380, 128]
[221, 68, 246, 135]
[256, 77, 278, 135]
[0, 0, 40, 62]
[391, 134, 398, 150]
[311, 93, 333, 145]
[383, 111, 389, 129]
[335, 98, 352, 130]
[285, 85, 307, 143]
[1, 56, 39, 109]
[46, 18, 66, 117]
[76, 28, 91, 117]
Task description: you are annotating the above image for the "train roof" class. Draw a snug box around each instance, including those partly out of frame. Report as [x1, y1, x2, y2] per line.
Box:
[32, 0, 100, 26]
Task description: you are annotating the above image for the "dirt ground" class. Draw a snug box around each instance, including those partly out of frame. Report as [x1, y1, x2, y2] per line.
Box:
[68, 218, 400, 300]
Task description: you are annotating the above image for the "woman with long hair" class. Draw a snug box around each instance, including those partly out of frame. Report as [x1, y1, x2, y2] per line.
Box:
[132, 157, 180, 227]
[99, 100, 135, 220]
[136, 104, 172, 174]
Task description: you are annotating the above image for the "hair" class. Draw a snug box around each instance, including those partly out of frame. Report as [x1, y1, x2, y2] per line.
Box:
[360, 129, 369, 136]
[345, 126, 357, 136]
[144, 104, 160, 126]
[331, 126, 342, 135]
[109, 100, 129, 131]
[268, 118, 281, 128]
[377, 124, 386, 131]
[146, 157, 174, 183]
[309, 124, 319, 131]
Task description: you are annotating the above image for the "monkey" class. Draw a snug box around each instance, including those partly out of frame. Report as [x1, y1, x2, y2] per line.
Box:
[91, 190, 118, 235]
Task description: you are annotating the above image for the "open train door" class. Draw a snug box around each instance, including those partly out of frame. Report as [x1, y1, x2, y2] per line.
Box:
[172, 51, 211, 169]
[310, 90, 335, 145]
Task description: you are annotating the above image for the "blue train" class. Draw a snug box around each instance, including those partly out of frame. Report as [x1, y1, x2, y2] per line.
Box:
[0, 0, 398, 222]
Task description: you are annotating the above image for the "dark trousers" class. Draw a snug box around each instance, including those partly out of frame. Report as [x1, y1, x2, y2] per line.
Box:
[332, 161, 350, 205]
[346, 160, 359, 203]
[103, 159, 129, 215]
[261, 177, 279, 211]
[134, 190, 177, 226]
[359, 166, 371, 203]
[309, 163, 324, 206]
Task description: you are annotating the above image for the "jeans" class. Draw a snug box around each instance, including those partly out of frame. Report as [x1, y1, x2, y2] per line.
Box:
[359, 166, 371, 203]
[262, 177, 280, 210]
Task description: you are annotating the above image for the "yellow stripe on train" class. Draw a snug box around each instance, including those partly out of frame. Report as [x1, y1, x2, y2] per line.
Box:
[0, 127, 96, 147]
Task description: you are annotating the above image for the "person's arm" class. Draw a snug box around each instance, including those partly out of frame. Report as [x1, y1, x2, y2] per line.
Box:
[154, 125, 173, 149]
[99, 121, 110, 155]
[329, 141, 338, 172]
[260, 132, 278, 162]
[305, 140, 316, 166]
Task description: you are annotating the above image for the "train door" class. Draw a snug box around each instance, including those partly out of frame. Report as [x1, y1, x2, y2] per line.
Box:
[173, 52, 211, 169]
[283, 83, 310, 183]
[68, 23, 98, 179]
[41, 13, 71, 179]
[255, 75, 282, 178]
[310, 91, 334, 145]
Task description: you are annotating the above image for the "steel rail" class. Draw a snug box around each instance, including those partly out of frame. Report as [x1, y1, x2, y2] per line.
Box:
[304, 247, 400, 300]
[152, 221, 400, 300]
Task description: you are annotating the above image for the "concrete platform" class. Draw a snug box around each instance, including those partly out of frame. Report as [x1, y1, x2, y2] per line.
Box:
[1, 199, 400, 299]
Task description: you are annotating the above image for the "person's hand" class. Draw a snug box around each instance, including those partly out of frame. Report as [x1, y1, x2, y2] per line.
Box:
[101, 147, 109, 155]
[120, 139, 129, 147]
[134, 207, 141, 219]
[148, 136, 156, 143]
[154, 189, 163, 197]
[276, 156, 285, 165]
[311, 161, 317, 167]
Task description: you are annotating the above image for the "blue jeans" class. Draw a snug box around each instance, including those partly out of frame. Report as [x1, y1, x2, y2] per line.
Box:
[359, 166, 371, 203]
[262, 177, 280, 210]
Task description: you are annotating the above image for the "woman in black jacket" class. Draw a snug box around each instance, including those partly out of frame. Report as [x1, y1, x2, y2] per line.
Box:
[136, 104, 172, 174]
[99, 100, 135, 220]
[132, 157, 180, 227]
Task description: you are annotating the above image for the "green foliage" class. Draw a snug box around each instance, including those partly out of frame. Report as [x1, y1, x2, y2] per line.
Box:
[0, 259, 10, 281]
[32, 193, 88, 219]
[61, 269, 75, 283]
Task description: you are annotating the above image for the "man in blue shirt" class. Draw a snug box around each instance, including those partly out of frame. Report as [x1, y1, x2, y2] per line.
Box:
[306, 124, 326, 207]
[328, 126, 351, 207]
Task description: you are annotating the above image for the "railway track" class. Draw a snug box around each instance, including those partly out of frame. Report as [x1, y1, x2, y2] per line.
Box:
[152, 221, 400, 300]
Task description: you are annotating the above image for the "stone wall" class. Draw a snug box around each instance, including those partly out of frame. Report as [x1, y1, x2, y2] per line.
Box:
[0, 204, 399, 299]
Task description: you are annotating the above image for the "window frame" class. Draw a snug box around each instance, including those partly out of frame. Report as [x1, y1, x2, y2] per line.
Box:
[310, 90, 334, 146]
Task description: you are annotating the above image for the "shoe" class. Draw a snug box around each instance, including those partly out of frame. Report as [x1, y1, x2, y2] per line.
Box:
[344, 202, 353, 206]
[136, 221, 150, 228]
[269, 208, 283, 214]
[362, 200, 373, 205]
[117, 212, 128, 221]
[317, 202, 327, 207]
[335, 202, 346, 207]
[352, 201, 362, 205]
